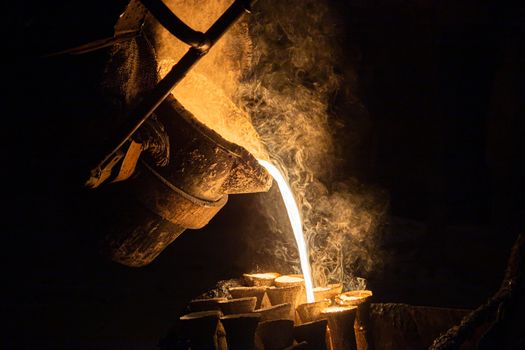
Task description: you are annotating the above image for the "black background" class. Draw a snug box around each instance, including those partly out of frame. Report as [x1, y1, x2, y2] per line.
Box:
[4, 0, 525, 349]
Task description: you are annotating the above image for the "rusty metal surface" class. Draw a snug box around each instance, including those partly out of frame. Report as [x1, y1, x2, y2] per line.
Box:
[99, 90, 272, 264]
[98, 188, 187, 267]
[133, 160, 228, 229]
[369, 303, 471, 350]
[153, 95, 272, 202]
[100, 160, 228, 266]
[93, 0, 270, 267]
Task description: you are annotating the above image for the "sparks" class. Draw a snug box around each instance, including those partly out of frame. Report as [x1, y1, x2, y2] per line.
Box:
[258, 159, 315, 303]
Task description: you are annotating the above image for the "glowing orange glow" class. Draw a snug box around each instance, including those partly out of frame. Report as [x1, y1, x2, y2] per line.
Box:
[244, 272, 280, 280]
[321, 305, 357, 314]
[275, 275, 304, 284]
[258, 159, 315, 303]
[336, 290, 373, 305]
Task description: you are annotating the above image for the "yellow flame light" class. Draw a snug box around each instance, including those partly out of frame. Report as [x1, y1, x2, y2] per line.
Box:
[258, 159, 315, 303]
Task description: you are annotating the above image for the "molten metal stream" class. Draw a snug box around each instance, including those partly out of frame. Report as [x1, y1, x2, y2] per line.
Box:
[258, 159, 315, 302]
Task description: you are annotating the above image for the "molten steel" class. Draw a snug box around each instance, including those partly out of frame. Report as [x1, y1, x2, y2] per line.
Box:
[258, 159, 315, 302]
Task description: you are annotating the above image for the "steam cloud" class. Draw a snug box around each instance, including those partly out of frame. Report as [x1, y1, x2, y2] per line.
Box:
[236, 0, 389, 290]
[150, 0, 388, 290]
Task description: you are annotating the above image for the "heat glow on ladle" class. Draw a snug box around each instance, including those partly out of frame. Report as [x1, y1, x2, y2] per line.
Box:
[258, 159, 315, 303]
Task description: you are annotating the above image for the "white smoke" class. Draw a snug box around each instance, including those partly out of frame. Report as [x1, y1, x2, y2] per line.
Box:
[236, 0, 389, 290]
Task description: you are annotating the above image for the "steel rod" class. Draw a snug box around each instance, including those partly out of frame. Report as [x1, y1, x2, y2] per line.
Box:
[139, 0, 208, 49]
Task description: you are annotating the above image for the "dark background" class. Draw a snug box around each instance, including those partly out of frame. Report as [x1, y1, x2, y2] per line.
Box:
[4, 0, 525, 349]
